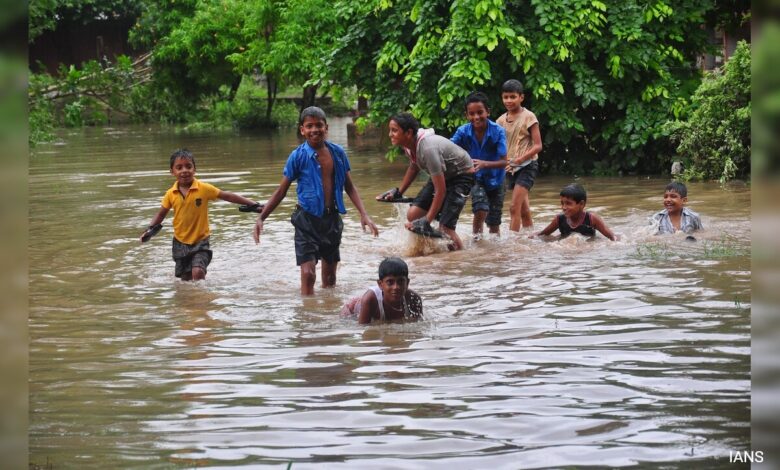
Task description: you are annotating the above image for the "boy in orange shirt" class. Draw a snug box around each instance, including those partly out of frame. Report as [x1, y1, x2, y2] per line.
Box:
[141, 149, 261, 281]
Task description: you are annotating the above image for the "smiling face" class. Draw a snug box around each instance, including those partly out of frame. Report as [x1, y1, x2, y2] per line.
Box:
[501, 91, 524, 113]
[465, 101, 490, 132]
[560, 196, 586, 219]
[663, 190, 687, 215]
[170, 157, 195, 186]
[377, 274, 408, 304]
[300, 116, 328, 147]
[388, 120, 414, 148]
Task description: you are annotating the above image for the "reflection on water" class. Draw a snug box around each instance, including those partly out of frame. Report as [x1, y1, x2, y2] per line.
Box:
[30, 121, 750, 468]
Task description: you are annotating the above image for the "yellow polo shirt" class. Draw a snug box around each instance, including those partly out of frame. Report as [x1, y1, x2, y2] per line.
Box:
[161, 178, 221, 245]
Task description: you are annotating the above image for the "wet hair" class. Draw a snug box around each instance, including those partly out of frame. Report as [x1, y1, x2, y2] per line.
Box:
[378, 256, 409, 280]
[502, 79, 524, 94]
[389, 112, 420, 136]
[170, 148, 195, 169]
[464, 91, 491, 112]
[560, 183, 587, 203]
[665, 181, 688, 198]
[298, 106, 327, 126]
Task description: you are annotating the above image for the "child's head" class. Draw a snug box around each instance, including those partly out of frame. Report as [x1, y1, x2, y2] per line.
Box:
[559, 183, 587, 216]
[299, 106, 328, 146]
[170, 148, 196, 170]
[663, 181, 688, 213]
[388, 112, 420, 148]
[464, 92, 491, 130]
[169, 149, 196, 185]
[376, 256, 410, 302]
[501, 79, 525, 112]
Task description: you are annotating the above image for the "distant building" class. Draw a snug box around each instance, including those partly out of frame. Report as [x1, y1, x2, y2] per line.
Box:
[699, 21, 751, 71]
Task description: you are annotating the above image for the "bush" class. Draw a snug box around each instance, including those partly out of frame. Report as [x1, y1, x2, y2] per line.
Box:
[665, 41, 751, 182]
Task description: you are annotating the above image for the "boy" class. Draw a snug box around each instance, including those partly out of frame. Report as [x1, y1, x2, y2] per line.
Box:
[532, 183, 617, 240]
[141, 149, 261, 281]
[652, 181, 703, 234]
[450, 92, 508, 237]
[341, 256, 423, 324]
[378, 112, 475, 250]
[253, 106, 379, 295]
[496, 79, 542, 231]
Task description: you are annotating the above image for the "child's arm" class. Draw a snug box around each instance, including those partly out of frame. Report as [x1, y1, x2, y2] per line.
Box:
[531, 216, 559, 238]
[510, 123, 542, 166]
[253, 177, 292, 244]
[357, 289, 380, 324]
[590, 213, 617, 241]
[140, 206, 169, 242]
[344, 172, 379, 236]
[217, 190, 259, 207]
[379, 163, 420, 200]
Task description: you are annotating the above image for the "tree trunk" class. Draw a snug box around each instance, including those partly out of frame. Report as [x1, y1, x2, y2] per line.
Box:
[301, 85, 318, 110]
[266, 75, 277, 121]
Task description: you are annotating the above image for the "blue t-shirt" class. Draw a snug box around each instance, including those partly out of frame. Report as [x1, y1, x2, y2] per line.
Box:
[450, 119, 507, 190]
[283, 140, 351, 217]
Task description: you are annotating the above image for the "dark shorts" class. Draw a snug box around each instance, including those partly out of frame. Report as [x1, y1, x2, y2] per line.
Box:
[172, 237, 212, 278]
[471, 181, 505, 227]
[507, 160, 539, 191]
[412, 173, 475, 229]
[291, 206, 343, 266]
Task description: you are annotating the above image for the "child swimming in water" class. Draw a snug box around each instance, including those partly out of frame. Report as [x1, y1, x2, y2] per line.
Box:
[341, 257, 423, 324]
[652, 181, 703, 235]
[531, 183, 617, 241]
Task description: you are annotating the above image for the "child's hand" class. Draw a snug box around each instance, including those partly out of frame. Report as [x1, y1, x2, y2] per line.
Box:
[140, 223, 163, 243]
[253, 218, 263, 244]
[361, 215, 379, 236]
[472, 159, 486, 171]
[377, 187, 401, 201]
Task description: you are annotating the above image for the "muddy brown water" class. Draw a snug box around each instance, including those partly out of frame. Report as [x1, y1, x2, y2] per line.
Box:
[29, 119, 750, 468]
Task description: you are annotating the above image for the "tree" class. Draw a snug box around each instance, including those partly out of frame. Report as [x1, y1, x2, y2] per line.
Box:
[29, 0, 143, 42]
[322, 0, 737, 174]
[665, 41, 750, 181]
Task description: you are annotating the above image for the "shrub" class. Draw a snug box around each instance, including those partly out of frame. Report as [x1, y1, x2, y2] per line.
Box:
[665, 41, 751, 182]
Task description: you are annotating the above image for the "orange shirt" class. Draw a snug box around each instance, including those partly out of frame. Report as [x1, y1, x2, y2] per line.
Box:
[161, 178, 220, 244]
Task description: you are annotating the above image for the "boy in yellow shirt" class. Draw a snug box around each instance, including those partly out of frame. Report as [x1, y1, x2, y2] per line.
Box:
[141, 149, 261, 281]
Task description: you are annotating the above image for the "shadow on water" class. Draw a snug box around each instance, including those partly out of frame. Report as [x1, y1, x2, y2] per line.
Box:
[29, 121, 750, 468]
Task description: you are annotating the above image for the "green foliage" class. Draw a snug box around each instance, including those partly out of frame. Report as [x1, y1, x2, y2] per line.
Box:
[323, 0, 733, 172]
[665, 41, 751, 182]
[29, 0, 143, 42]
[29, 99, 55, 146]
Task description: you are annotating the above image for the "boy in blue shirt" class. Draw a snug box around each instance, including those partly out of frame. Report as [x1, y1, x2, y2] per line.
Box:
[450, 92, 508, 237]
[652, 181, 703, 234]
[253, 107, 379, 295]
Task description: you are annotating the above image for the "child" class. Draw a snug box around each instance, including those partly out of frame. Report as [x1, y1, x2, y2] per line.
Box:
[496, 79, 542, 231]
[253, 106, 379, 295]
[652, 181, 703, 234]
[141, 149, 261, 281]
[341, 257, 423, 324]
[450, 92, 508, 237]
[532, 183, 617, 240]
[377, 112, 475, 250]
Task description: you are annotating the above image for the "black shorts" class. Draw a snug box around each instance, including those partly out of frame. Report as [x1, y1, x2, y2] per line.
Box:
[172, 237, 212, 278]
[471, 181, 505, 227]
[507, 160, 539, 190]
[291, 206, 343, 266]
[412, 173, 475, 229]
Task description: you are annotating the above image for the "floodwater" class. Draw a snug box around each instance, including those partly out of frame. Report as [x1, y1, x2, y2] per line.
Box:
[29, 118, 750, 468]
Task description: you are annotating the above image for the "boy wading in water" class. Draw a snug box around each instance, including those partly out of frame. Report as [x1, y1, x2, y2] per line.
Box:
[497, 79, 542, 231]
[141, 149, 261, 281]
[253, 106, 378, 295]
[378, 112, 475, 251]
[450, 92, 508, 238]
